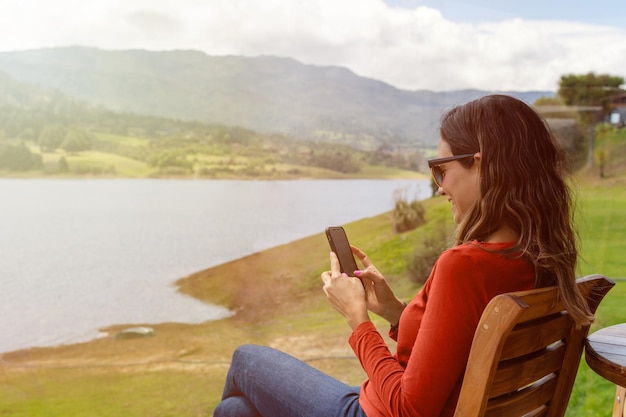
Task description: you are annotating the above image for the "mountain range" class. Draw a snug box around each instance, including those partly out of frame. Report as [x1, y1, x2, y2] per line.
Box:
[0, 46, 552, 148]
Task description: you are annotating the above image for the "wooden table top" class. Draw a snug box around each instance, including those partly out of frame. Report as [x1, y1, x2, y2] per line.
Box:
[585, 323, 626, 387]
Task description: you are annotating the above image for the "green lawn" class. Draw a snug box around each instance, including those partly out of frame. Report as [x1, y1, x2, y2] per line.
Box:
[35, 148, 155, 177]
[567, 183, 626, 417]
[65, 150, 155, 177]
[577, 184, 626, 279]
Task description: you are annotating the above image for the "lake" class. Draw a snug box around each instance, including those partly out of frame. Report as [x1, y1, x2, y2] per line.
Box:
[0, 178, 431, 353]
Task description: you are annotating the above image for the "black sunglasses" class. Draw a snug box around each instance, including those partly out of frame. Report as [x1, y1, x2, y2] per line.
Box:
[427, 154, 475, 187]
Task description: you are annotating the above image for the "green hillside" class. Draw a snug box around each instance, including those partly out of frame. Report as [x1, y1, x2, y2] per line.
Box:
[0, 73, 424, 178]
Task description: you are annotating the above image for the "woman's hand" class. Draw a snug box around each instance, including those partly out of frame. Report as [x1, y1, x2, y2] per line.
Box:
[321, 252, 369, 330]
[351, 246, 406, 326]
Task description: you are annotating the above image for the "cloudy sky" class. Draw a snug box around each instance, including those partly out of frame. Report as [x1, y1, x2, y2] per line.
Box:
[0, 0, 624, 92]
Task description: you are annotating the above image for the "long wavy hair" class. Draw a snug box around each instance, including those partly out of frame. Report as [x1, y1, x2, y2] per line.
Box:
[439, 94, 592, 326]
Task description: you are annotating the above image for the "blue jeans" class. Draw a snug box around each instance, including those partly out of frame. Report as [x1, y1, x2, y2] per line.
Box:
[214, 344, 367, 417]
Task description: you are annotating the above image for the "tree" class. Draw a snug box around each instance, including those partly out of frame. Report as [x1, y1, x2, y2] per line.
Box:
[148, 149, 192, 172]
[38, 125, 66, 152]
[18, 127, 36, 141]
[558, 72, 624, 123]
[0, 143, 43, 171]
[557, 73, 624, 170]
[61, 128, 92, 152]
[58, 156, 69, 173]
[304, 146, 361, 173]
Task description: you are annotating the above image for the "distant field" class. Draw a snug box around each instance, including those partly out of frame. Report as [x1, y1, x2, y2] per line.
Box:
[42, 150, 155, 177]
[17, 132, 424, 180]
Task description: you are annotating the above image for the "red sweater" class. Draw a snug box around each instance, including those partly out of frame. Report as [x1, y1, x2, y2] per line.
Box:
[349, 241, 535, 417]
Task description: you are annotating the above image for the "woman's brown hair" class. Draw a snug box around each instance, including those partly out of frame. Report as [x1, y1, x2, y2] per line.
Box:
[439, 94, 593, 326]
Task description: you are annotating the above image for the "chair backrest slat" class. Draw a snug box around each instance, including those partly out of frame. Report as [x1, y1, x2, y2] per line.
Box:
[501, 313, 571, 360]
[485, 374, 557, 417]
[491, 342, 565, 397]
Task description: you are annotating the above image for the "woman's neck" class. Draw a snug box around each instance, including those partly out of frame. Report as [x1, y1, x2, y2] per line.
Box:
[484, 225, 519, 243]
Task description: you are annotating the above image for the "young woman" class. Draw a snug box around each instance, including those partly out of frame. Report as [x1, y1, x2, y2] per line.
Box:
[213, 94, 592, 417]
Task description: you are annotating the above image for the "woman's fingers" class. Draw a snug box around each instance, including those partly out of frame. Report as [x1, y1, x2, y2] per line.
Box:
[351, 246, 385, 284]
[321, 270, 331, 285]
[351, 245, 371, 267]
[329, 251, 342, 276]
[321, 251, 345, 287]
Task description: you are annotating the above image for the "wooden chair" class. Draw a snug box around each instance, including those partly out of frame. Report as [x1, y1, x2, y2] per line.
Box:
[454, 274, 615, 417]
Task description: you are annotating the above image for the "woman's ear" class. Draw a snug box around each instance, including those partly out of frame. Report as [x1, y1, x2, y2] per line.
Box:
[473, 152, 481, 162]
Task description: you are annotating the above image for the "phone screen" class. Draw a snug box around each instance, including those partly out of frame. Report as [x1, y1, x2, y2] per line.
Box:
[325, 226, 359, 276]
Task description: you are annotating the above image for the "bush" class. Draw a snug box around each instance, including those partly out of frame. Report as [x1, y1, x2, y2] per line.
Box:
[392, 191, 426, 233]
[304, 147, 361, 173]
[148, 149, 192, 172]
[0, 142, 43, 171]
[38, 125, 66, 152]
[58, 156, 69, 173]
[61, 128, 92, 152]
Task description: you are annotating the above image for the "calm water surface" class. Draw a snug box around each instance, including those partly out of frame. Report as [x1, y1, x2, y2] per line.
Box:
[0, 178, 430, 353]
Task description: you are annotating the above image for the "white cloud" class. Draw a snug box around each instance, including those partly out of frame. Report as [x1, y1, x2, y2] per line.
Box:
[0, 0, 624, 91]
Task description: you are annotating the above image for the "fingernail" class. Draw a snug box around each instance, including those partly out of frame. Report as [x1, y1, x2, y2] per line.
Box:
[354, 270, 362, 276]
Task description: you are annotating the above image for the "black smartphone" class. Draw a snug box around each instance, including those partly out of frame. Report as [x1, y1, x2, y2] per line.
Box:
[325, 226, 359, 276]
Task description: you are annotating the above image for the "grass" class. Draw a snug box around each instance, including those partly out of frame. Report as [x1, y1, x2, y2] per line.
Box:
[577, 184, 626, 278]
[34, 148, 156, 177]
[0, 370, 223, 417]
[567, 181, 626, 417]
[65, 151, 155, 177]
[1, 150, 625, 416]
